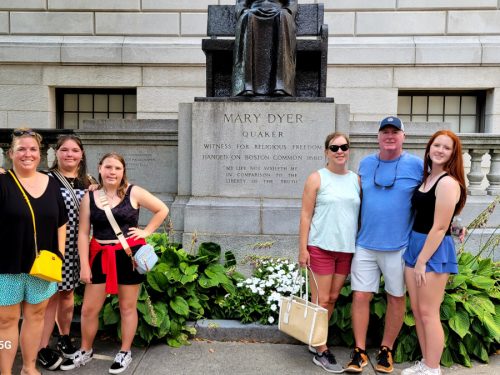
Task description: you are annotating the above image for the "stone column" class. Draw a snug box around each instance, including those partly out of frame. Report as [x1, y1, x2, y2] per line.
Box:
[467, 149, 488, 196]
[486, 149, 500, 196]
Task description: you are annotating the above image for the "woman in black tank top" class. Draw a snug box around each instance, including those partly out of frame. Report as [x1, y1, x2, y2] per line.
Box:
[62, 153, 168, 373]
[401, 131, 466, 375]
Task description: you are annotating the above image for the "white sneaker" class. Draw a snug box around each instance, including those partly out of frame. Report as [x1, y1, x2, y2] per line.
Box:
[421, 363, 441, 375]
[60, 349, 93, 370]
[401, 360, 424, 375]
[109, 350, 132, 374]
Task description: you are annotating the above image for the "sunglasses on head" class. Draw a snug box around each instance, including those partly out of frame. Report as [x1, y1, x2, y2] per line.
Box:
[12, 129, 36, 137]
[328, 144, 349, 152]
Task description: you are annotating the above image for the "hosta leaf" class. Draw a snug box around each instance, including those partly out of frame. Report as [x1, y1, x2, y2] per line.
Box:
[457, 251, 474, 264]
[449, 308, 470, 338]
[440, 294, 456, 320]
[404, 312, 416, 326]
[372, 299, 386, 319]
[224, 250, 237, 267]
[180, 273, 198, 284]
[471, 318, 488, 336]
[340, 284, 351, 296]
[457, 341, 472, 367]
[441, 347, 453, 367]
[468, 275, 495, 290]
[476, 258, 493, 276]
[188, 297, 203, 311]
[197, 242, 221, 261]
[205, 264, 230, 284]
[489, 288, 500, 300]
[137, 323, 154, 343]
[469, 295, 495, 315]
[156, 311, 170, 338]
[198, 274, 218, 288]
[170, 296, 190, 316]
[447, 274, 468, 289]
[482, 312, 500, 340]
[103, 302, 120, 325]
[166, 337, 183, 348]
[463, 333, 489, 362]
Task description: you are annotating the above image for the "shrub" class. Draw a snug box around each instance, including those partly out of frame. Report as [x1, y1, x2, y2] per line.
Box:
[97, 235, 241, 347]
[219, 256, 303, 325]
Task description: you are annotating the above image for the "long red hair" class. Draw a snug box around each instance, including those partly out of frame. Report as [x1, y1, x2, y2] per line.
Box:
[423, 130, 467, 214]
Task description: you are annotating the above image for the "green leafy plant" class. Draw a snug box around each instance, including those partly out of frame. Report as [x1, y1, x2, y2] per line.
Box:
[393, 196, 500, 366]
[97, 234, 241, 347]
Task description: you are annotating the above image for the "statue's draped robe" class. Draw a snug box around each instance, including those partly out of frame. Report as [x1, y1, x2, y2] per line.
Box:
[232, 0, 297, 96]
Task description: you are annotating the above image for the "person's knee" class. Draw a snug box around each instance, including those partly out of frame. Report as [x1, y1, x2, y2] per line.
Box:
[318, 294, 334, 309]
[0, 312, 19, 329]
[58, 290, 74, 305]
[352, 291, 373, 305]
[118, 297, 138, 317]
[23, 304, 47, 323]
[81, 303, 101, 320]
[416, 304, 436, 324]
[387, 294, 406, 309]
[119, 304, 137, 319]
[329, 290, 340, 304]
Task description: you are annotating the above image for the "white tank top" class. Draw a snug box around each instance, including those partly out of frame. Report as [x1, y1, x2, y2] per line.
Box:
[308, 168, 361, 253]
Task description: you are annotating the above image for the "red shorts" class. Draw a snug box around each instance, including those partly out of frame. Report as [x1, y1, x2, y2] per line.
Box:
[308, 245, 353, 275]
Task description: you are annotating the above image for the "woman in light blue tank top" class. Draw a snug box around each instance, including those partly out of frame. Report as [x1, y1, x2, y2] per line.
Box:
[299, 132, 361, 372]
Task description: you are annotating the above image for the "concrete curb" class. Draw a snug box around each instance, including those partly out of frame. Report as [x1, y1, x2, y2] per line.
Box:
[188, 319, 301, 344]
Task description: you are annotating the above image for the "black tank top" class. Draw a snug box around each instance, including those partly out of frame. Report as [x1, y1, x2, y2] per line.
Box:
[89, 185, 140, 240]
[412, 174, 455, 235]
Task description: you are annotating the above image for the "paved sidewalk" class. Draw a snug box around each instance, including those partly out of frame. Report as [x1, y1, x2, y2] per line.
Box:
[13, 338, 499, 374]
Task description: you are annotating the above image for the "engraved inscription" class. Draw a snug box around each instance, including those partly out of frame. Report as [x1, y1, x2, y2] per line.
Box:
[193, 104, 334, 198]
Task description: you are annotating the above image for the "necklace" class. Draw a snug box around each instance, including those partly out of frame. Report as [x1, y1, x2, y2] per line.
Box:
[103, 188, 117, 201]
[66, 177, 75, 188]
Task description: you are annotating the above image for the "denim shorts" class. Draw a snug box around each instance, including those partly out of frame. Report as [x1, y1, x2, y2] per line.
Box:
[350, 247, 406, 297]
[0, 273, 57, 306]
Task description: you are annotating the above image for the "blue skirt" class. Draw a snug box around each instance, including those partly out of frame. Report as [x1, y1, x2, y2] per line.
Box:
[403, 230, 458, 274]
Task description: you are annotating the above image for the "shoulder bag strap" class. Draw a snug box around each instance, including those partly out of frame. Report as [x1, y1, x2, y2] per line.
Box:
[51, 169, 80, 215]
[8, 170, 39, 257]
[298, 266, 320, 305]
[98, 189, 134, 261]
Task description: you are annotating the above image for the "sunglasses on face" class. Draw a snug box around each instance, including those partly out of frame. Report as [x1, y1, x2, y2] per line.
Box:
[328, 144, 349, 152]
[12, 129, 36, 137]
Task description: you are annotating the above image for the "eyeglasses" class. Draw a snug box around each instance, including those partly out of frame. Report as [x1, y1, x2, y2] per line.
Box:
[328, 144, 349, 152]
[12, 129, 36, 137]
[373, 155, 401, 189]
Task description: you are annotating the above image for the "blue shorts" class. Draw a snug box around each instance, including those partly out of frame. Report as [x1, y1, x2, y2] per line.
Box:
[403, 231, 458, 274]
[0, 273, 57, 306]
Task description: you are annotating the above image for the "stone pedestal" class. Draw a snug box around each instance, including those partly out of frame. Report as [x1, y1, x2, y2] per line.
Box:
[173, 99, 347, 264]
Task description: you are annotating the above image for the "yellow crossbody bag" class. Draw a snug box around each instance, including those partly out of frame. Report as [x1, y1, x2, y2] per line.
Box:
[8, 170, 63, 282]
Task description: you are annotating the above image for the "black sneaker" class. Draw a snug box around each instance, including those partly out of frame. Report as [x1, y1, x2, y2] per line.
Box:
[57, 334, 78, 358]
[345, 347, 368, 373]
[60, 349, 94, 371]
[37, 347, 63, 371]
[375, 346, 394, 373]
[109, 350, 132, 374]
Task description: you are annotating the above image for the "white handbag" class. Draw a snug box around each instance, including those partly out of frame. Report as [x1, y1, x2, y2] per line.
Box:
[278, 266, 329, 346]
